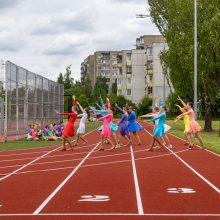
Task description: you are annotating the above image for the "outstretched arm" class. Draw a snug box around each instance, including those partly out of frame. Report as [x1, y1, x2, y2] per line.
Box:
[107, 98, 110, 110]
[178, 96, 187, 107]
[173, 114, 184, 124]
[141, 113, 157, 118]
[97, 114, 109, 121]
[115, 104, 124, 114]
[77, 102, 84, 113]
[175, 104, 184, 113]
[96, 102, 102, 110]
[148, 113, 163, 122]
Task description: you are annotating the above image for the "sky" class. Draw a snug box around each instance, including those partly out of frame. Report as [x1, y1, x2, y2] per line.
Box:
[0, 0, 160, 81]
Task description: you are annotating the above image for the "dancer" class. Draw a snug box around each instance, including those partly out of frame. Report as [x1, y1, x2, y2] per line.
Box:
[115, 103, 132, 145]
[96, 107, 115, 151]
[74, 102, 89, 146]
[147, 106, 167, 151]
[127, 106, 143, 145]
[173, 105, 194, 148]
[55, 105, 77, 151]
[177, 96, 204, 148]
[94, 98, 120, 147]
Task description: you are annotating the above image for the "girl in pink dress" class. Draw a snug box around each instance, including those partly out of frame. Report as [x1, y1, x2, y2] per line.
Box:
[97, 108, 115, 151]
[177, 96, 204, 148]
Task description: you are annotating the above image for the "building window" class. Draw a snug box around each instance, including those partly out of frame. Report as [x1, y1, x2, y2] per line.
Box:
[126, 66, 132, 74]
[146, 47, 153, 56]
[127, 78, 131, 85]
[126, 53, 131, 61]
[117, 78, 122, 85]
[118, 90, 122, 95]
[127, 89, 132, 96]
[148, 87, 153, 94]
[112, 60, 117, 65]
[112, 66, 117, 70]
[149, 76, 153, 81]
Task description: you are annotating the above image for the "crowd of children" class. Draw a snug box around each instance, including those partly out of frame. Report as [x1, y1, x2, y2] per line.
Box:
[26, 122, 64, 141]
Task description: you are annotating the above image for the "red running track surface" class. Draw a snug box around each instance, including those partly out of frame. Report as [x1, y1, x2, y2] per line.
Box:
[0, 123, 219, 220]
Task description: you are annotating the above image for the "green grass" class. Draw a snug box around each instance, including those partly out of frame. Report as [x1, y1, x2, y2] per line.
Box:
[0, 120, 100, 151]
[166, 120, 220, 154]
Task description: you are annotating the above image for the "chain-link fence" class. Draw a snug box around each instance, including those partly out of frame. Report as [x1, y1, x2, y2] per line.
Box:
[0, 60, 64, 142]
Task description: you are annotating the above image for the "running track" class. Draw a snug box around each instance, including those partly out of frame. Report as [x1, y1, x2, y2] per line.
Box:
[0, 122, 219, 220]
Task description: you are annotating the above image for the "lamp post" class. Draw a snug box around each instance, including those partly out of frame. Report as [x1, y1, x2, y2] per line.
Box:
[194, 0, 198, 119]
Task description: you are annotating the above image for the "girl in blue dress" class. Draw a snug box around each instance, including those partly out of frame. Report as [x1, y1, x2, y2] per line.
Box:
[127, 106, 143, 145]
[115, 104, 132, 145]
[147, 106, 167, 151]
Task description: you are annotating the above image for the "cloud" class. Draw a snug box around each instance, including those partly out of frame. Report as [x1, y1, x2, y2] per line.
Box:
[44, 33, 89, 56]
[110, 0, 147, 4]
[0, 0, 21, 10]
[0, 0, 159, 81]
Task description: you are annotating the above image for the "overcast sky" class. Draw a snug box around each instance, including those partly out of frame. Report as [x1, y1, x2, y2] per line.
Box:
[0, 0, 160, 81]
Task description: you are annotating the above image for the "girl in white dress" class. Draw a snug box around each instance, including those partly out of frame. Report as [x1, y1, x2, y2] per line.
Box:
[74, 102, 89, 146]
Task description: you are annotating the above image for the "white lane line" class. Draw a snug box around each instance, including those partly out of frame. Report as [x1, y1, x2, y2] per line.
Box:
[143, 128, 220, 194]
[130, 144, 144, 215]
[0, 146, 62, 182]
[0, 129, 98, 182]
[0, 147, 95, 164]
[0, 213, 219, 216]
[33, 142, 100, 215]
[0, 149, 188, 176]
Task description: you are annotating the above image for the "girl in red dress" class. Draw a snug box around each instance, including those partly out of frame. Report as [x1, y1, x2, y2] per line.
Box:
[56, 106, 77, 151]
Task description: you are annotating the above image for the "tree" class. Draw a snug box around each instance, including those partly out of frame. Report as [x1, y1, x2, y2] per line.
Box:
[57, 73, 64, 84]
[63, 65, 74, 90]
[93, 77, 109, 102]
[111, 81, 117, 95]
[137, 97, 152, 116]
[148, 0, 220, 131]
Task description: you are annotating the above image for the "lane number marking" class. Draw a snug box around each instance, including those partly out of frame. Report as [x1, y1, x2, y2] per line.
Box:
[167, 188, 196, 194]
[78, 195, 110, 202]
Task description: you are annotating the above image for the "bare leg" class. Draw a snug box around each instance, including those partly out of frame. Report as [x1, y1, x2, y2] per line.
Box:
[112, 132, 120, 147]
[186, 133, 193, 148]
[147, 137, 156, 151]
[184, 133, 189, 145]
[61, 136, 67, 151]
[65, 137, 73, 150]
[98, 136, 104, 151]
[164, 134, 172, 148]
[133, 132, 141, 145]
[79, 135, 88, 145]
[196, 132, 204, 148]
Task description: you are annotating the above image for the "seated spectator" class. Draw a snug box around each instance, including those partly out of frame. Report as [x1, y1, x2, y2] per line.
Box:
[43, 124, 58, 141]
[55, 121, 64, 137]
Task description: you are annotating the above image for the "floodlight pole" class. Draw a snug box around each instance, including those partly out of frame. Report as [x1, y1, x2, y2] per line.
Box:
[194, 0, 198, 119]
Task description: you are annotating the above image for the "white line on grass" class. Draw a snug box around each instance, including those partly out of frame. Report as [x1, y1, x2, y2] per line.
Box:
[33, 142, 100, 215]
[130, 144, 144, 215]
[143, 127, 220, 194]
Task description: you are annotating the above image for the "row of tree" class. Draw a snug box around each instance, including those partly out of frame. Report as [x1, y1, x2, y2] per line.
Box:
[148, 0, 220, 131]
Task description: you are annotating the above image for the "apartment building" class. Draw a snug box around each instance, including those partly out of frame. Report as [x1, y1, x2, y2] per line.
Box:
[81, 55, 95, 86]
[117, 49, 147, 104]
[94, 51, 120, 93]
[152, 42, 171, 103]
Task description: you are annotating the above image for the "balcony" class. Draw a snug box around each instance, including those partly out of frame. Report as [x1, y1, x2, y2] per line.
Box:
[126, 73, 132, 77]
[117, 63, 122, 68]
[126, 60, 132, 66]
[147, 69, 153, 75]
